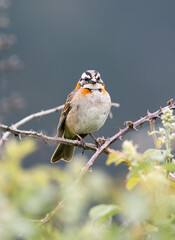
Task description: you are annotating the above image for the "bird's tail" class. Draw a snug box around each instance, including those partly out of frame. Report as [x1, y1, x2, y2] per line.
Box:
[50, 143, 75, 162]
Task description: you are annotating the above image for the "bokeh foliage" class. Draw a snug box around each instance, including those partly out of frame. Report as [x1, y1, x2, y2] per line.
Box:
[1, 108, 175, 240]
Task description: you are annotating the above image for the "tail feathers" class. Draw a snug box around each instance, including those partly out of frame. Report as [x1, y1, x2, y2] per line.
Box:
[51, 143, 75, 163]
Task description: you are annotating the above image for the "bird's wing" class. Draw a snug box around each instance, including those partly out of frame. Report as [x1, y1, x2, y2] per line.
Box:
[57, 88, 78, 137]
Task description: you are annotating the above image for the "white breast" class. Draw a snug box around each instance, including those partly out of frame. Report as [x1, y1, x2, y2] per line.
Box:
[66, 90, 111, 135]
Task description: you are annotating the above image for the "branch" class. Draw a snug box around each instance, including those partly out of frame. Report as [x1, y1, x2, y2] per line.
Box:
[0, 102, 119, 147]
[0, 123, 119, 156]
[1, 101, 175, 165]
[0, 123, 96, 149]
[1, 100, 175, 171]
[0, 105, 64, 147]
[81, 100, 175, 173]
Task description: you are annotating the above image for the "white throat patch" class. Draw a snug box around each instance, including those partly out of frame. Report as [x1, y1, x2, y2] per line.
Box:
[82, 83, 104, 90]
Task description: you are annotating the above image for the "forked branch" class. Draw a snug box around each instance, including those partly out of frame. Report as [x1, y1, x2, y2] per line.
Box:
[0, 100, 175, 170]
[81, 100, 175, 173]
[1, 100, 174, 224]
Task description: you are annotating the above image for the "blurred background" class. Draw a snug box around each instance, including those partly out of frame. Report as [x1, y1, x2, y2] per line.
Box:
[1, 1, 175, 239]
[1, 0, 175, 172]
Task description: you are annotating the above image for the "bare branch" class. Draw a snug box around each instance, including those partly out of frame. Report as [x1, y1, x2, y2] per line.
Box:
[0, 123, 97, 149]
[1, 100, 175, 172]
[39, 200, 64, 225]
[80, 100, 175, 173]
[0, 123, 119, 157]
[0, 105, 64, 146]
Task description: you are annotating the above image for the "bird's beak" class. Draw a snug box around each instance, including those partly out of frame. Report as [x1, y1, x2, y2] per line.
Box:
[90, 77, 97, 84]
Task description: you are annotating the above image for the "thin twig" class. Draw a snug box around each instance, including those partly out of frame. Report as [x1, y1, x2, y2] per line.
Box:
[149, 119, 158, 149]
[39, 200, 64, 225]
[0, 105, 64, 147]
[0, 123, 96, 150]
[0, 123, 118, 156]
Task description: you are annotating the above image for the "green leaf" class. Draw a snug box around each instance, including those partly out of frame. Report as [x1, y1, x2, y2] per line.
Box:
[106, 152, 130, 166]
[89, 204, 121, 223]
[144, 149, 166, 163]
[162, 163, 175, 172]
[128, 161, 153, 179]
[126, 177, 139, 191]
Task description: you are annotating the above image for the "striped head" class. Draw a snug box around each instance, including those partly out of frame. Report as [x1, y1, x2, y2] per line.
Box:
[77, 70, 104, 90]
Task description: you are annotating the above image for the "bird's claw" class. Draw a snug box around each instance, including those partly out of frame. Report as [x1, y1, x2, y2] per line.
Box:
[97, 136, 106, 146]
[75, 133, 86, 155]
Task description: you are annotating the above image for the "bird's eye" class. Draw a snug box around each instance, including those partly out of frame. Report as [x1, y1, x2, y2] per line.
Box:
[96, 76, 100, 80]
[84, 77, 89, 81]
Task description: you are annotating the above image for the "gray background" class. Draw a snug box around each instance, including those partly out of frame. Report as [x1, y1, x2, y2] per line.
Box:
[1, 0, 175, 172]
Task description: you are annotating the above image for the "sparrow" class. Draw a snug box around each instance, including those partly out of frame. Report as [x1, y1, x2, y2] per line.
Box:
[51, 70, 111, 163]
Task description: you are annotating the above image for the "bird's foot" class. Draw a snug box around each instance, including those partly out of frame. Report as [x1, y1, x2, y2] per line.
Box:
[97, 136, 106, 146]
[89, 133, 102, 148]
[75, 133, 86, 155]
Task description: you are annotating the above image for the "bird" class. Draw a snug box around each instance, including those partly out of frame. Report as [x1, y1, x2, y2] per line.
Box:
[51, 70, 111, 163]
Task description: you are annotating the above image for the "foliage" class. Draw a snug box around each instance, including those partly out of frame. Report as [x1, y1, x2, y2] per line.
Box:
[1, 107, 175, 239]
[106, 107, 175, 239]
[0, 138, 115, 239]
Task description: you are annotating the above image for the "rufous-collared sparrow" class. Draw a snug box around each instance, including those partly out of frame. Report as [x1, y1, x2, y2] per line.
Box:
[51, 70, 111, 162]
